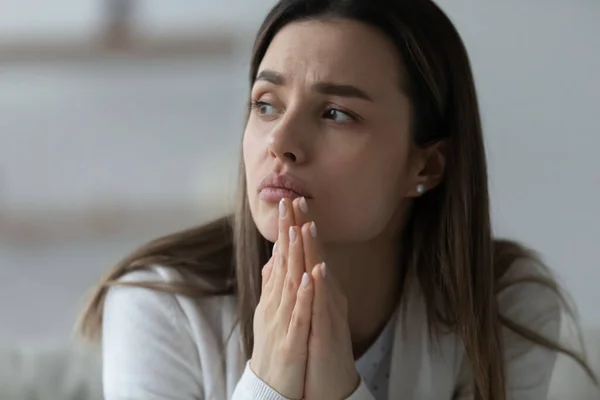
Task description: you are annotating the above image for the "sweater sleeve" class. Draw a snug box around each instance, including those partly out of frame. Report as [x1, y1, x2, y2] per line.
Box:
[231, 363, 376, 400]
[454, 259, 562, 400]
[102, 270, 203, 400]
[231, 361, 291, 400]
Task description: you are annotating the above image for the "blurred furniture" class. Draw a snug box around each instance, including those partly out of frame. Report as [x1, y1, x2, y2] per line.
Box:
[0, 327, 598, 399]
[0, 0, 236, 62]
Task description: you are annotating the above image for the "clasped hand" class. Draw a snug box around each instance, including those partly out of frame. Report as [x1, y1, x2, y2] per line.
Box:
[250, 197, 360, 400]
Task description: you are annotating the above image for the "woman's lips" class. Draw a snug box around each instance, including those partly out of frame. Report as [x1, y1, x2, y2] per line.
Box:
[259, 187, 304, 202]
[257, 173, 311, 202]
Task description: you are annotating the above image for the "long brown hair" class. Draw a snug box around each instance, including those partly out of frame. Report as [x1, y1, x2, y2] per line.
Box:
[77, 1, 597, 398]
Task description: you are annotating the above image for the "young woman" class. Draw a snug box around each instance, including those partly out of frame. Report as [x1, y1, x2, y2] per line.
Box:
[78, 0, 596, 399]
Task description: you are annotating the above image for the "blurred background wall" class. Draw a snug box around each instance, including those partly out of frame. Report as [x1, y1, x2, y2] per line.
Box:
[0, 0, 598, 344]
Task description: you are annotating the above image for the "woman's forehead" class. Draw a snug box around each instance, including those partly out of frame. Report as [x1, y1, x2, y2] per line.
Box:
[258, 19, 404, 99]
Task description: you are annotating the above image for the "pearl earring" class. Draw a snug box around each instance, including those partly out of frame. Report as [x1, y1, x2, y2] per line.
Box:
[416, 184, 426, 195]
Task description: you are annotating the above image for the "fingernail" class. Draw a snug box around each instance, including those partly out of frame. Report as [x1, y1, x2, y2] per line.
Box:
[320, 262, 327, 278]
[310, 221, 317, 238]
[299, 197, 309, 214]
[272, 241, 277, 253]
[289, 226, 296, 243]
[279, 198, 286, 217]
[301, 272, 310, 288]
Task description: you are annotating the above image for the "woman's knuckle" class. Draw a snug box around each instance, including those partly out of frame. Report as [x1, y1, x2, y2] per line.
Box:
[266, 319, 279, 334]
[261, 267, 270, 280]
[263, 300, 277, 316]
[284, 276, 298, 293]
[292, 309, 308, 328]
[310, 335, 327, 352]
[296, 288, 307, 303]
[263, 278, 273, 292]
[277, 254, 287, 269]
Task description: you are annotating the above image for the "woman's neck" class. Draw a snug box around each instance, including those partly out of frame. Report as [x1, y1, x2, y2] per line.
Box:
[324, 238, 401, 359]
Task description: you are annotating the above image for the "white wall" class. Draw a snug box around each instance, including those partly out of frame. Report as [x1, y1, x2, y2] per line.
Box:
[0, 56, 245, 209]
[0, 0, 598, 342]
[442, 1, 600, 325]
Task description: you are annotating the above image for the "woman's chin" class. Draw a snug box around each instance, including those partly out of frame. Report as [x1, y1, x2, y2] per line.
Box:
[253, 208, 279, 243]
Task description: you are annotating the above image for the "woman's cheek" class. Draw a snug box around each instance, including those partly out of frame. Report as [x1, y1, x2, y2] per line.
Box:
[313, 180, 380, 242]
[317, 157, 404, 242]
[243, 130, 263, 178]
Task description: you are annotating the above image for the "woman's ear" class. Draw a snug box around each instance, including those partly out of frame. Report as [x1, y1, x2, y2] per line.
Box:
[407, 140, 447, 197]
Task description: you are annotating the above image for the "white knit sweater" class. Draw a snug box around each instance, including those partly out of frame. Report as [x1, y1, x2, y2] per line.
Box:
[102, 259, 560, 400]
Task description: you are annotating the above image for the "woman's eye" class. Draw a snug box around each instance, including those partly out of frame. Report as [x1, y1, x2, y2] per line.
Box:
[254, 101, 277, 115]
[324, 108, 354, 122]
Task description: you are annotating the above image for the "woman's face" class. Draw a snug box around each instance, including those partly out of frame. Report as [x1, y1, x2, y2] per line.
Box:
[244, 19, 422, 244]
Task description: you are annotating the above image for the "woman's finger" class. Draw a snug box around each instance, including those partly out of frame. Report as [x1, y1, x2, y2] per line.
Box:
[310, 262, 330, 338]
[269, 198, 295, 307]
[278, 226, 305, 325]
[312, 263, 348, 342]
[286, 226, 305, 279]
[302, 221, 321, 275]
[261, 250, 276, 297]
[277, 198, 294, 259]
[286, 272, 313, 346]
[294, 197, 323, 274]
[322, 263, 348, 318]
[292, 196, 310, 228]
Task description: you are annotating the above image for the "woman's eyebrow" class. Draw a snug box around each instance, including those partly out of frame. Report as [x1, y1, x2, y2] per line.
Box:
[255, 69, 373, 102]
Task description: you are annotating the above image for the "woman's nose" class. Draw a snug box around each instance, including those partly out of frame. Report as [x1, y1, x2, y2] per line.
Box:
[267, 122, 307, 165]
